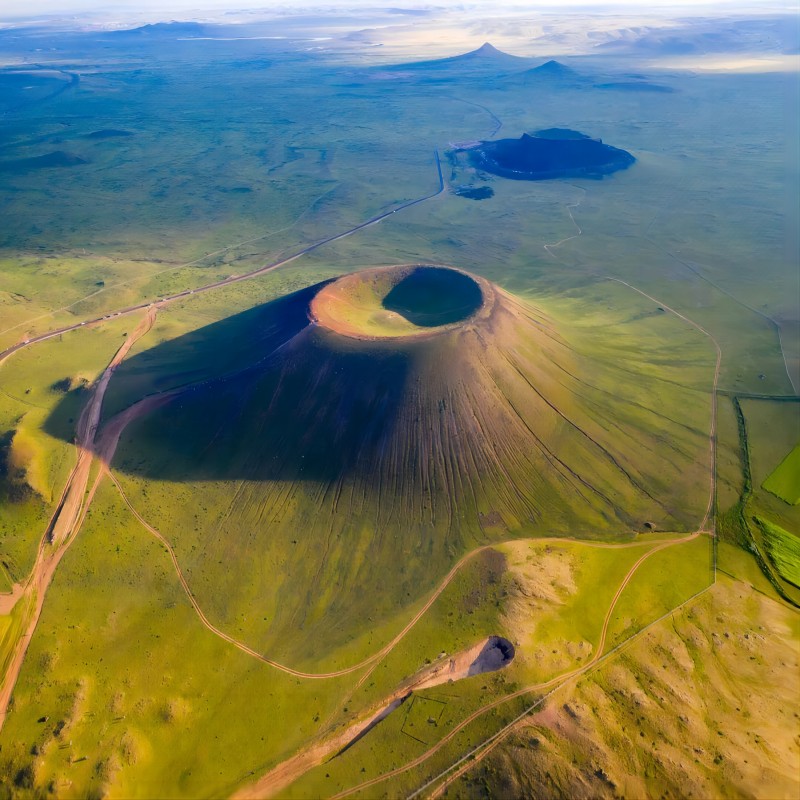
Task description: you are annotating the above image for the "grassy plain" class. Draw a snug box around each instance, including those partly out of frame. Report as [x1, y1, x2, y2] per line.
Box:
[0, 29, 795, 800]
[0, 479, 356, 799]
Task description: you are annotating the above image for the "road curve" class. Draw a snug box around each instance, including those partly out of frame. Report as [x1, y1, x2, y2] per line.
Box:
[0, 308, 158, 733]
[109, 466, 672, 684]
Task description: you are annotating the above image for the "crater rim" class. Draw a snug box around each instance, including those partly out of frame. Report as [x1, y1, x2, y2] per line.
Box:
[309, 263, 493, 341]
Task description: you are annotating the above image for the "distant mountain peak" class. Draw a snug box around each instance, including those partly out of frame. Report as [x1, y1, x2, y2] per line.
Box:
[511, 59, 582, 83]
[466, 42, 520, 59]
[531, 59, 576, 74]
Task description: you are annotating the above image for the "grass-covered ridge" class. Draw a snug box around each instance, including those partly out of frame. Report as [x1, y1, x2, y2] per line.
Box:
[755, 516, 800, 588]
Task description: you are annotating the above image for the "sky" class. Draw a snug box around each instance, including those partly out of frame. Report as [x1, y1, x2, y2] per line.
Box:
[3, 0, 794, 17]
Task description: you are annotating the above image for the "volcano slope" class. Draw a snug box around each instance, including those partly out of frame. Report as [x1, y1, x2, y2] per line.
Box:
[92, 265, 713, 667]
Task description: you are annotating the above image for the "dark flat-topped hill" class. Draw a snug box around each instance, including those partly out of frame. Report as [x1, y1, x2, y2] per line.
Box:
[595, 81, 674, 93]
[467, 129, 635, 181]
[108, 21, 212, 38]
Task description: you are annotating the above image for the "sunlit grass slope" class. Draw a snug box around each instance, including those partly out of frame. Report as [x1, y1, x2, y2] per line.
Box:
[763, 443, 800, 505]
[0, 479, 355, 799]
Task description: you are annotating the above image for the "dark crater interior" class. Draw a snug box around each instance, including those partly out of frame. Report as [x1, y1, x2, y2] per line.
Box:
[468, 128, 635, 181]
[382, 266, 484, 327]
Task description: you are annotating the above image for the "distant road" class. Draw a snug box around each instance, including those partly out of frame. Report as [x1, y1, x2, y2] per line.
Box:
[0, 150, 444, 365]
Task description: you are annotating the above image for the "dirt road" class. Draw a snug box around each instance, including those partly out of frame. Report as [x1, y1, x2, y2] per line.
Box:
[0, 308, 157, 733]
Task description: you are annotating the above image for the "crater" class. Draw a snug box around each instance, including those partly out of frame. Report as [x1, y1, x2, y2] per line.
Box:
[466, 129, 635, 181]
[309, 264, 490, 340]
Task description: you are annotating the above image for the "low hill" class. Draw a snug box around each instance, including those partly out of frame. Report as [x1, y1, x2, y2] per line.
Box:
[595, 81, 674, 93]
[517, 59, 581, 81]
[108, 21, 211, 38]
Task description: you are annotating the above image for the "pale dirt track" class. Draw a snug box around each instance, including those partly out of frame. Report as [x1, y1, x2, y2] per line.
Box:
[0, 307, 157, 732]
[110, 466, 671, 684]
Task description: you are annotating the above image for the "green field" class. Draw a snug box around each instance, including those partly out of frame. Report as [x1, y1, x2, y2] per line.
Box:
[763, 444, 800, 505]
[756, 516, 800, 588]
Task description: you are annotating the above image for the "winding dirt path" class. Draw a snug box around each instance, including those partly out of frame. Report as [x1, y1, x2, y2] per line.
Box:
[109, 467, 672, 684]
[543, 185, 586, 258]
[0, 307, 157, 733]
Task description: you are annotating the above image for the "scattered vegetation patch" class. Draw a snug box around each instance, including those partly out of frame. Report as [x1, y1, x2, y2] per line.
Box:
[755, 516, 800, 588]
[85, 129, 133, 139]
[0, 429, 34, 503]
[0, 151, 88, 174]
[595, 82, 674, 93]
[454, 185, 494, 200]
[49, 376, 88, 394]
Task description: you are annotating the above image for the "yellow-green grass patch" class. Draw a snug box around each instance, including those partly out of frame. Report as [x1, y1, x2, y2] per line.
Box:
[755, 516, 800, 589]
[763, 443, 800, 505]
[605, 535, 713, 650]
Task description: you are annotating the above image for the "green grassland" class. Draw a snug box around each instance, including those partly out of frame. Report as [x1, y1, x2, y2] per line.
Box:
[0, 479, 356, 799]
[715, 395, 800, 605]
[0, 37, 796, 800]
[763, 443, 800, 505]
[605, 535, 713, 649]
[0, 62, 796, 394]
[265, 536, 707, 800]
[740, 399, 800, 547]
[97, 277, 713, 672]
[0, 316, 134, 581]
